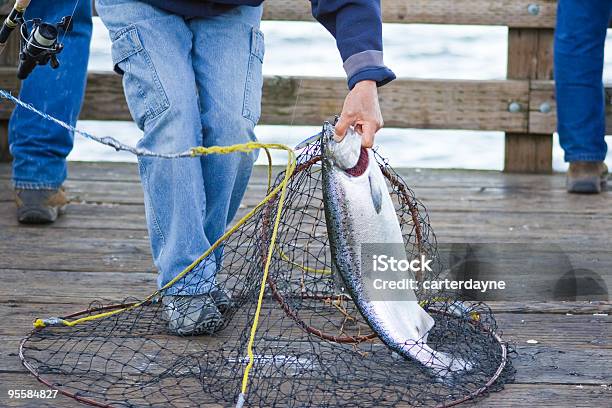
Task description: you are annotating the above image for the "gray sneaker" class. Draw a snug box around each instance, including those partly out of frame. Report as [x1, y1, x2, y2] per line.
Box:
[15, 188, 68, 224]
[162, 294, 224, 336]
[209, 288, 234, 314]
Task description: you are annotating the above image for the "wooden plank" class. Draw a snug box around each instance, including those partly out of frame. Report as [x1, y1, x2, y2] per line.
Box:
[0, 70, 530, 132]
[1, 0, 560, 27]
[0, 374, 609, 408]
[262, 0, 559, 28]
[486, 301, 610, 315]
[1, 269, 609, 315]
[1, 299, 610, 370]
[20, 73, 612, 136]
[1, 163, 572, 188]
[263, 76, 529, 131]
[0, 163, 581, 192]
[0, 1, 558, 28]
[505, 28, 554, 173]
[2, 223, 612, 271]
[0, 269, 154, 305]
[0, 163, 584, 189]
[476, 383, 611, 407]
[531, 80, 612, 135]
[5, 177, 612, 216]
[0, 200, 271, 231]
[0, 201, 148, 230]
[3, 197, 612, 230]
[5, 198, 612, 249]
[0, 226, 153, 273]
[3, 194, 612, 239]
[0, 179, 268, 207]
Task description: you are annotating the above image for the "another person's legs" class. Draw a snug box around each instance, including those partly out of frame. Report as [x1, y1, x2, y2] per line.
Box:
[10, 0, 92, 222]
[555, 0, 612, 193]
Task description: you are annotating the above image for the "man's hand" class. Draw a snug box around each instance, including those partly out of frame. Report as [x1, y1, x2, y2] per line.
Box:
[335, 80, 383, 148]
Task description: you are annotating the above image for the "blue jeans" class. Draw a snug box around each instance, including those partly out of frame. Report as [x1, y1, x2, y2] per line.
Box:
[96, 0, 263, 295]
[9, 0, 92, 189]
[555, 0, 611, 162]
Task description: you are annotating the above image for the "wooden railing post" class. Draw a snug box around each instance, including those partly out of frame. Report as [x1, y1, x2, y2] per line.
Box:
[504, 28, 554, 173]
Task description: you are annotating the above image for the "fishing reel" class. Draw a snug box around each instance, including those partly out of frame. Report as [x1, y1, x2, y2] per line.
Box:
[16, 16, 73, 80]
[0, 0, 72, 79]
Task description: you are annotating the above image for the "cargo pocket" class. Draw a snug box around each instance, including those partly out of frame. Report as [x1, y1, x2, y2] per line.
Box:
[111, 26, 170, 129]
[242, 27, 265, 125]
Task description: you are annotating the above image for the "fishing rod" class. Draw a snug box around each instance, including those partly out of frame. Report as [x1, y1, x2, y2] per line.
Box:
[0, 0, 73, 79]
[0, 0, 30, 52]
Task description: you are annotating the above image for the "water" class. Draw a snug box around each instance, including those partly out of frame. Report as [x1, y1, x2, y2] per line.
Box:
[68, 19, 612, 171]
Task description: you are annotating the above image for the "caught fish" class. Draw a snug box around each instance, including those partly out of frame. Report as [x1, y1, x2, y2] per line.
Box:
[321, 123, 471, 376]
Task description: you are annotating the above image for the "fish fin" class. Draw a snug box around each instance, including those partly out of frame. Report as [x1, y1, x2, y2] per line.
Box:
[369, 171, 383, 214]
[294, 131, 322, 150]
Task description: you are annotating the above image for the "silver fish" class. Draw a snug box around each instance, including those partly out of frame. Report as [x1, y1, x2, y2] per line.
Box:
[321, 124, 471, 375]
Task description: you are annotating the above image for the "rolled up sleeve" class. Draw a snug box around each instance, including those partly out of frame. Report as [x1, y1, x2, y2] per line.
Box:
[310, 0, 396, 89]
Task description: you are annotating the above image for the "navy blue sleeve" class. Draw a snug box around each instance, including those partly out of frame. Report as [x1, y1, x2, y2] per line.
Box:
[310, 0, 396, 89]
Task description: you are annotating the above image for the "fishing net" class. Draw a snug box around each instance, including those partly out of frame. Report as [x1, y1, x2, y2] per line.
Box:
[20, 138, 515, 407]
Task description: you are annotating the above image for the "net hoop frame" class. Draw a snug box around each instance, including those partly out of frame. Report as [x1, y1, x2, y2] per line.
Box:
[19, 152, 509, 408]
[19, 301, 508, 408]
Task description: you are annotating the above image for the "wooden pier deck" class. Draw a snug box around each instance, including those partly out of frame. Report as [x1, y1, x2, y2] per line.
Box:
[0, 162, 610, 407]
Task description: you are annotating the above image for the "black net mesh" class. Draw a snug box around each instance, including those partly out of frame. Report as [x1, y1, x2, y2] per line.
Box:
[20, 140, 514, 407]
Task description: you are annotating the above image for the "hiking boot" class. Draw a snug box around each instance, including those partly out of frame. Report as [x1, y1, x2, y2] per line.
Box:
[210, 288, 234, 314]
[566, 161, 608, 194]
[162, 294, 224, 336]
[15, 187, 68, 224]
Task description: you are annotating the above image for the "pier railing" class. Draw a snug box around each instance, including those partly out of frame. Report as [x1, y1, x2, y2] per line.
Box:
[0, 0, 599, 172]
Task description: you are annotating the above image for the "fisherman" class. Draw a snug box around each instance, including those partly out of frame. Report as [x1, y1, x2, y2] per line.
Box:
[95, 0, 394, 335]
[11, 0, 92, 222]
[555, 0, 610, 193]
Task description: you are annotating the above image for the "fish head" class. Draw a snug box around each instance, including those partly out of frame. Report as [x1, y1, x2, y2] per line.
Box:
[321, 122, 383, 212]
[321, 121, 367, 174]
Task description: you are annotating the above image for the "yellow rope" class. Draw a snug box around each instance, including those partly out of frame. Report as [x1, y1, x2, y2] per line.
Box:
[240, 148, 294, 395]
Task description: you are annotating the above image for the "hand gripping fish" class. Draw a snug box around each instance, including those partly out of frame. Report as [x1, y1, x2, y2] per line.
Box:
[321, 124, 471, 376]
